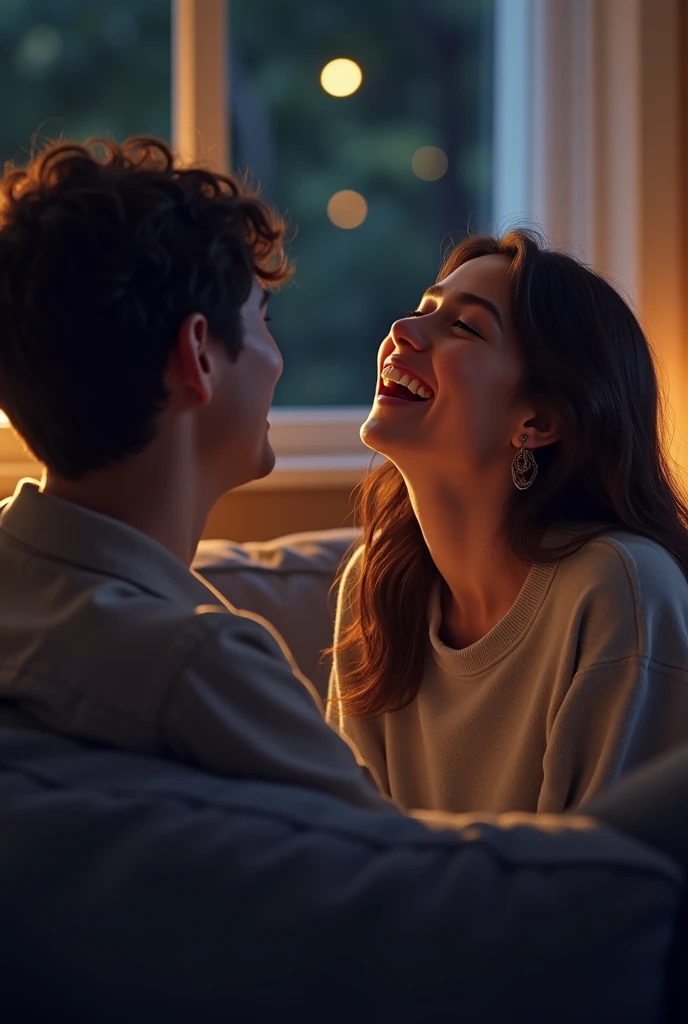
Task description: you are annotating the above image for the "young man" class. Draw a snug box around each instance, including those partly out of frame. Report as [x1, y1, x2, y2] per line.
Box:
[0, 135, 387, 810]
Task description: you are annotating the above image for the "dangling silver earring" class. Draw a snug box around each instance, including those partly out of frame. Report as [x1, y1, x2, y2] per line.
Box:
[511, 434, 538, 490]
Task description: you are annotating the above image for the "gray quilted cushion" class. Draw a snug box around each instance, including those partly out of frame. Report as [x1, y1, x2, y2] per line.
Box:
[193, 528, 360, 698]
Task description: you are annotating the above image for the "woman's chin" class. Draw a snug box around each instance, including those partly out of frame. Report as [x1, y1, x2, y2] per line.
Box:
[360, 414, 386, 453]
[360, 408, 415, 455]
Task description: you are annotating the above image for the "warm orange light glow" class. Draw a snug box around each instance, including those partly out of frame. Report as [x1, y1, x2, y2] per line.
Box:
[320, 58, 362, 97]
[326, 190, 368, 229]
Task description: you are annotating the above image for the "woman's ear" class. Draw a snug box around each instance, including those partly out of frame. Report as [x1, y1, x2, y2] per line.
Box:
[512, 409, 561, 450]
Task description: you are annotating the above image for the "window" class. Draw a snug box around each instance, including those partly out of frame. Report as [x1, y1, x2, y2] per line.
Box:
[0, 0, 171, 448]
[230, 0, 495, 408]
[0, 1, 683, 487]
[0, 0, 170, 166]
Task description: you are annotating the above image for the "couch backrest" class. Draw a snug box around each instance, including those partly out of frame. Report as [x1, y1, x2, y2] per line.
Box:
[193, 527, 360, 697]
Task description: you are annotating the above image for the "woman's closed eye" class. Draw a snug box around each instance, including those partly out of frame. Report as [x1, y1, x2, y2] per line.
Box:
[406, 308, 483, 339]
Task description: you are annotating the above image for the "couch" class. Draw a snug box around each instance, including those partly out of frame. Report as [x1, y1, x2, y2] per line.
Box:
[0, 526, 685, 1021]
[192, 527, 359, 697]
[0, 700, 683, 1023]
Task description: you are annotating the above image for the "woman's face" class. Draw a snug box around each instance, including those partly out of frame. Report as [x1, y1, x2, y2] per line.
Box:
[361, 254, 530, 480]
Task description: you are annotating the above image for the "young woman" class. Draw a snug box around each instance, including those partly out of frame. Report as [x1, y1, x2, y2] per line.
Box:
[327, 228, 688, 814]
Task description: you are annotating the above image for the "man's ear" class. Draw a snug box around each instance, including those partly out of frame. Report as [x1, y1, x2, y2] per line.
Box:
[511, 408, 561, 450]
[167, 313, 213, 408]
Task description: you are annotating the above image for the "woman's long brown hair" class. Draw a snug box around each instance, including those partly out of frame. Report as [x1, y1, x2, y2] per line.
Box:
[331, 229, 688, 718]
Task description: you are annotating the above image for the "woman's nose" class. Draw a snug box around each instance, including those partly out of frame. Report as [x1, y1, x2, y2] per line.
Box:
[389, 315, 430, 351]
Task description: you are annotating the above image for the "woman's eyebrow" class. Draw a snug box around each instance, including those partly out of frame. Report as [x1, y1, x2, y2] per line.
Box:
[422, 284, 504, 332]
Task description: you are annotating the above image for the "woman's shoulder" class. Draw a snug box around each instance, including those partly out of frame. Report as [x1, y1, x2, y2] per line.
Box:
[552, 530, 688, 665]
[554, 528, 688, 626]
[570, 530, 687, 594]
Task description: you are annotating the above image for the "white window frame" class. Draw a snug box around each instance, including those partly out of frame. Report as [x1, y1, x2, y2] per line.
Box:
[0, 0, 684, 485]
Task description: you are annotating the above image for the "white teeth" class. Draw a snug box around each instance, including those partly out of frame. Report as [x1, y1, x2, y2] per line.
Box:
[381, 364, 434, 400]
[382, 365, 403, 384]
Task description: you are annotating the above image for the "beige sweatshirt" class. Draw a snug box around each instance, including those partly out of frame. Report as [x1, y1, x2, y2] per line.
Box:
[327, 532, 688, 813]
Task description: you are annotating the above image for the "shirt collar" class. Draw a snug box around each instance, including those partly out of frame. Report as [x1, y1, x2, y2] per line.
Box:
[0, 479, 217, 608]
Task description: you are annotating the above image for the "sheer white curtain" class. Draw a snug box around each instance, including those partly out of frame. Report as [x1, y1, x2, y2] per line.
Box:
[522, 0, 686, 467]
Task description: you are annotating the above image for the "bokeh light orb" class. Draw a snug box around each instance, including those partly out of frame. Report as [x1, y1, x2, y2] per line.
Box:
[412, 146, 449, 181]
[320, 58, 363, 97]
[327, 190, 368, 229]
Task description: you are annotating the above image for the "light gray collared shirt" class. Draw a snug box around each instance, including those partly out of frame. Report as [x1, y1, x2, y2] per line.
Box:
[0, 480, 389, 812]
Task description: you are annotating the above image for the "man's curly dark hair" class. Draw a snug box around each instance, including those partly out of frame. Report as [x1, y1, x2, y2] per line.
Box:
[0, 136, 292, 479]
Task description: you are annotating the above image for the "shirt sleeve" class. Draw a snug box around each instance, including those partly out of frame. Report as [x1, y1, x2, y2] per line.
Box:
[539, 656, 688, 812]
[158, 605, 394, 814]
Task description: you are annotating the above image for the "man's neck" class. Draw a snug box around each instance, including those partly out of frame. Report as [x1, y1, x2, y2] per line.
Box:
[404, 470, 530, 648]
[43, 444, 212, 567]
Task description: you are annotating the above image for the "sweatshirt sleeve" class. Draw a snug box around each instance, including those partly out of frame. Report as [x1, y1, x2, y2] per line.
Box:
[158, 604, 394, 814]
[539, 657, 688, 812]
[539, 535, 688, 812]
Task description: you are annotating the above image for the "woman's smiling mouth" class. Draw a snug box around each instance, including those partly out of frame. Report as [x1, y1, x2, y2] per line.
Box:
[378, 361, 435, 403]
